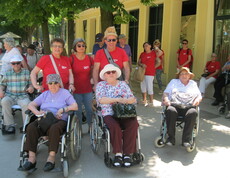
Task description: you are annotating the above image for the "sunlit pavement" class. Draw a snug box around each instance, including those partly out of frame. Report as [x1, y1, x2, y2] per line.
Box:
[0, 68, 230, 178]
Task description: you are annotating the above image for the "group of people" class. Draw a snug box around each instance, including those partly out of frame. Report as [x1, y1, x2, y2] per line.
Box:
[0, 25, 226, 173]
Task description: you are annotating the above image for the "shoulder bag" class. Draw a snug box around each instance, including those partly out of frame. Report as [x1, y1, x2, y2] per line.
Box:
[133, 66, 145, 82]
[37, 112, 58, 133]
[112, 103, 137, 119]
[49, 55, 64, 88]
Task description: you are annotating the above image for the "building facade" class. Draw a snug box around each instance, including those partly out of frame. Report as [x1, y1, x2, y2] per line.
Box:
[74, 0, 230, 84]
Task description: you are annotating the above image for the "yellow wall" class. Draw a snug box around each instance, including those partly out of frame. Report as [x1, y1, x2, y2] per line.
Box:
[74, 0, 215, 83]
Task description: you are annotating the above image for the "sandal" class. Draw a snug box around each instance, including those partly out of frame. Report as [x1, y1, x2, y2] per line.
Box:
[113, 156, 123, 167]
[123, 155, 132, 167]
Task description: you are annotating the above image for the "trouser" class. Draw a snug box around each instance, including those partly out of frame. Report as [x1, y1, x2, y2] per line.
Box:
[165, 105, 197, 143]
[199, 76, 216, 94]
[140, 75, 154, 95]
[103, 115, 138, 154]
[24, 120, 66, 153]
[74, 92, 93, 126]
[213, 73, 230, 101]
[1, 96, 30, 126]
[156, 69, 163, 90]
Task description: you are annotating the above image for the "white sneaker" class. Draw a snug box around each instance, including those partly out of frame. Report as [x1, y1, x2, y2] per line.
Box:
[183, 142, 191, 147]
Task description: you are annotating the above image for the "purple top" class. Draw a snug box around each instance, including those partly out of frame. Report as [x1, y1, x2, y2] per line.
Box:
[117, 43, 132, 57]
[96, 81, 135, 116]
[34, 88, 76, 121]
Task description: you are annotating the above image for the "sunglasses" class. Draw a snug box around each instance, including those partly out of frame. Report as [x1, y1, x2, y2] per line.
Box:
[105, 70, 116, 75]
[48, 82, 59, 85]
[11, 62, 21, 65]
[182, 43, 188, 45]
[52, 45, 63, 48]
[106, 39, 117, 42]
[77, 44, 86, 48]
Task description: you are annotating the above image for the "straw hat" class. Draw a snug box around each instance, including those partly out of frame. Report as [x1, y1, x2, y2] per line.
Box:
[104, 26, 117, 38]
[176, 67, 194, 79]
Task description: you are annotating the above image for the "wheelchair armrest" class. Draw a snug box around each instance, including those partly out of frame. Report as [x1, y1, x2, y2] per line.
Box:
[67, 111, 74, 115]
[25, 110, 32, 114]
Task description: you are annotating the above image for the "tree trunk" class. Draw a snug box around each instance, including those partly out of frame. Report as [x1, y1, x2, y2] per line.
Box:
[41, 19, 50, 54]
[67, 14, 75, 56]
[61, 19, 66, 41]
[100, 9, 114, 33]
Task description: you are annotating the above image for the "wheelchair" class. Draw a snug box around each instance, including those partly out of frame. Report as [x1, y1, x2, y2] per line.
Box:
[154, 105, 200, 152]
[90, 107, 144, 167]
[17, 110, 82, 177]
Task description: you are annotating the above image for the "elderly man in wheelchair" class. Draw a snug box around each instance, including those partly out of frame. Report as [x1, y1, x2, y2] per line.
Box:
[161, 67, 202, 148]
[95, 64, 139, 167]
[19, 74, 78, 172]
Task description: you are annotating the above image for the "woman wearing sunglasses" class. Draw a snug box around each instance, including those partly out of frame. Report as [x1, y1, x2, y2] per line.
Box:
[30, 38, 74, 92]
[70, 38, 94, 133]
[96, 64, 138, 167]
[22, 74, 78, 172]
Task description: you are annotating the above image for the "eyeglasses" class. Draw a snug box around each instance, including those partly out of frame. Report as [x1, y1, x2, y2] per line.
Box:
[77, 44, 86, 48]
[182, 43, 188, 45]
[180, 72, 189, 76]
[105, 71, 116, 75]
[11, 62, 21, 65]
[52, 45, 63, 48]
[106, 39, 117, 42]
[48, 82, 59, 85]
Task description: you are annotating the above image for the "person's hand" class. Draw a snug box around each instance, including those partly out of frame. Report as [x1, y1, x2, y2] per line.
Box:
[69, 85, 75, 92]
[26, 86, 34, 93]
[35, 84, 43, 92]
[56, 108, 64, 119]
[193, 98, 201, 106]
[142, 64, 147, 68]
[0, 91, 4, 98]
[126, 97, 136, 104]
[35, 110, 46, 116]
[206, 76, 210, 79]
[162, 97, 171, 106]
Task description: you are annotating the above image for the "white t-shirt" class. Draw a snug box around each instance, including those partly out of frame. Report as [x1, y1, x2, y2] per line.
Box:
[1, 47, 23, 75]
[26, 53, 41, 69]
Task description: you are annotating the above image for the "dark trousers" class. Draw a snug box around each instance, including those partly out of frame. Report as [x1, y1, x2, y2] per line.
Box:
[213, 73, 230, 101]
[165, 105, 197, 143]
[24, 120, 66, 153]
[103, 115, 138, 155]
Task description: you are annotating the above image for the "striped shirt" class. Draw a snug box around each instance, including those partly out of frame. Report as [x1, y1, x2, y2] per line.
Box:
[0, 68, 31, 99]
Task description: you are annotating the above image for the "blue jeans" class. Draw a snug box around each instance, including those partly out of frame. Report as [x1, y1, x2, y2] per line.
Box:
[156, 69, 163, 90]
[74, 92, 93, 126]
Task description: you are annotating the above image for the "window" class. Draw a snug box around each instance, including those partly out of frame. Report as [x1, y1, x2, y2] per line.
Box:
[129, 10, 139, 63]
[114, 24, 121, 36]
[148, 4, 163, 44]
[214, 0, 230, 65]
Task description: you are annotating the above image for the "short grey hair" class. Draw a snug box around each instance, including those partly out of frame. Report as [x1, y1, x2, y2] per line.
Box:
[3, 37, 15, 47]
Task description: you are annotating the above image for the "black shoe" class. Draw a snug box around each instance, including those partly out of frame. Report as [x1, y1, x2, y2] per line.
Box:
[211, 100, 220, 106]
[123, 155, 132, 167]
[113, 156, 123, 167]
[43, 162, 55, 172]
[2, 126, 15, 135]
[166, 137, 175, 146]
[22, 161, 36, 171]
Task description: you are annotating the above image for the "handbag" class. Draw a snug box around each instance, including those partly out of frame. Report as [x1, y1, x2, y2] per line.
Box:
[133, 66, 146, 82]
[37, 112, 58, 133]
[112, 103, 137, 118]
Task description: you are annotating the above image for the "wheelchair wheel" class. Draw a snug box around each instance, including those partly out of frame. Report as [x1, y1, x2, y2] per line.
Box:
[218, 105, 226, 115]
[104, 153, 113, 168]
[132, 152, 145, 165]
[154, 136, 165, 148]
[70, 115, 81, 160]
[90, 113, 99, 153]
[186, 143, 196, 152]
[63, 159, 69, 178]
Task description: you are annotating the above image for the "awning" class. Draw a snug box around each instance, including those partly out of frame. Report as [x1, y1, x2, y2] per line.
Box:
[0, 32, 21, 39]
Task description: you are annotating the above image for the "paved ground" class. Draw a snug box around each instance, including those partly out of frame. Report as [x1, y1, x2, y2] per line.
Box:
[0, 54, 230, 178]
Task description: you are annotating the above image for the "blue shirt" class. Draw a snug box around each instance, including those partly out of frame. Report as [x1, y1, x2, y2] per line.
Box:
[92, 43, 106, 55]
[117, 43, 132, 57]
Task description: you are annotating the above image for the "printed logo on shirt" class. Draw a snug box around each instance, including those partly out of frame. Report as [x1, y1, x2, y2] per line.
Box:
[147, 56, 151, 59]
[83, 66, 89, 70]
[114, 59, 118, 62]
[62, 66, 67, 69]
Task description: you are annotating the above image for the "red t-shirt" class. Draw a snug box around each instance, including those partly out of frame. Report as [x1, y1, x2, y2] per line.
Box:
[156, 49, 164, 70]
[139, 51, 156, 76]
[177, 48, 192, 68]
[94, 47, 129, 71]
[36, 55, 71, 91]
[206, 60, 221, 78]
[70, 54, 93, 94]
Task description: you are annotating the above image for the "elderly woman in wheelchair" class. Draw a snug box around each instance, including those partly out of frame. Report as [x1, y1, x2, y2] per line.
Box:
[95, 64, 139, 167]
[161, 67, 202, 149]
[21, 74, 78, 172]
